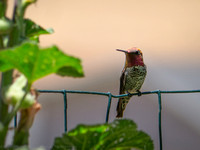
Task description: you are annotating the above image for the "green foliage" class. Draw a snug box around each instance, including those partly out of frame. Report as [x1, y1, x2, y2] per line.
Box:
[24, 19, 53, 42]
[52, 119, 154, 150]
[0, 42, 84, 84]
[0, 0, 84, 148]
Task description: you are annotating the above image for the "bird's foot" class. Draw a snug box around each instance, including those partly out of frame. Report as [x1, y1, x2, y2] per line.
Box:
[137, 90, 142, 96]
[126, 91, 132, 97]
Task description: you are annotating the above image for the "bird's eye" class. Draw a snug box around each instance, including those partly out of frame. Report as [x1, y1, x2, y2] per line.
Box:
[136, 51, 140, 55]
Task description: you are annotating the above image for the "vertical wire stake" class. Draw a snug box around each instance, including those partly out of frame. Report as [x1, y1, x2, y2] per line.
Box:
[157, 91, 163, 150]
[63, 90, 67, 132]
[14, 114, 17, 128]
[105, 92, 112, 123]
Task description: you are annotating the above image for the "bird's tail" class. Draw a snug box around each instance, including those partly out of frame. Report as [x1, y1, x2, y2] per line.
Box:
[116, 96, 131, 118]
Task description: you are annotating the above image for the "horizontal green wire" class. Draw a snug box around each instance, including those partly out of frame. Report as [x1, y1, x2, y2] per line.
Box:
[36, 89, 200, 150]
[37, 89, 200, 97]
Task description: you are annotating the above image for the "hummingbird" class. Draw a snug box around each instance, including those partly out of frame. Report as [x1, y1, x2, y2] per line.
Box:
[116, 47, 147, 118]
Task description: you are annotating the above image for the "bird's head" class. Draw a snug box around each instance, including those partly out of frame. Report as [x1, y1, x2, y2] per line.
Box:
[116, 47, 143, 56]
[116, 47, 144, 67]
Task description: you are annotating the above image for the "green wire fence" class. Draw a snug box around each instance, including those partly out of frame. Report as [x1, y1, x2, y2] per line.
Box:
[14, 89, 200, 150]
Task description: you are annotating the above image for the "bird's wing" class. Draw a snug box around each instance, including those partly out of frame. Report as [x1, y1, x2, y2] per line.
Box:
[116, 68, 128, 117]
[119, 68, 126, 94]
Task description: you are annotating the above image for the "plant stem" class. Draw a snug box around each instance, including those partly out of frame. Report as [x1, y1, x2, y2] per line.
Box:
[0, 70, 13, 121]
[0, 0, 13, 143]
[0, 70, 13, 146]
[7, 0, 21, 47]
[0, 36, 4, 49]
[0, 125, 8, 146]
[0, 0, 7, 18]
[0, 0, 7, 49]
[0, 0, 36, 147]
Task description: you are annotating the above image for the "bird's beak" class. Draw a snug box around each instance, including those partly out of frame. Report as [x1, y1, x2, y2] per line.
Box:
[116, 49, 128, 53]
[116, 49, 139, 54]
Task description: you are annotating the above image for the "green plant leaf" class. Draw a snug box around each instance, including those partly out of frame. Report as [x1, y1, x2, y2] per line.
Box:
[24, 19, 53, 42]
[52, 119, 154, 150]
[0, 42, 84, 84]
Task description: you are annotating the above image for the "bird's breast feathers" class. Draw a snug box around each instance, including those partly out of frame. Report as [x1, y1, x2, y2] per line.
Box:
[124, 65, 147, 93]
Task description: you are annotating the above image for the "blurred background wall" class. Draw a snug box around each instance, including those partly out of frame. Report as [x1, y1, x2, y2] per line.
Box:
[7, 0, 200, 149]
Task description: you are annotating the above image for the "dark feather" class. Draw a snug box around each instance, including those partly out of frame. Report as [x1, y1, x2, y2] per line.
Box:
[116, 69, 128, 117]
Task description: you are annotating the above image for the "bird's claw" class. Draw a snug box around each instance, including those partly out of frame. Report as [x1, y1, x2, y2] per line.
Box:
[126, 91, 132, 97]
[137, 90, 142, 96]
[126, 91, 142, 96]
